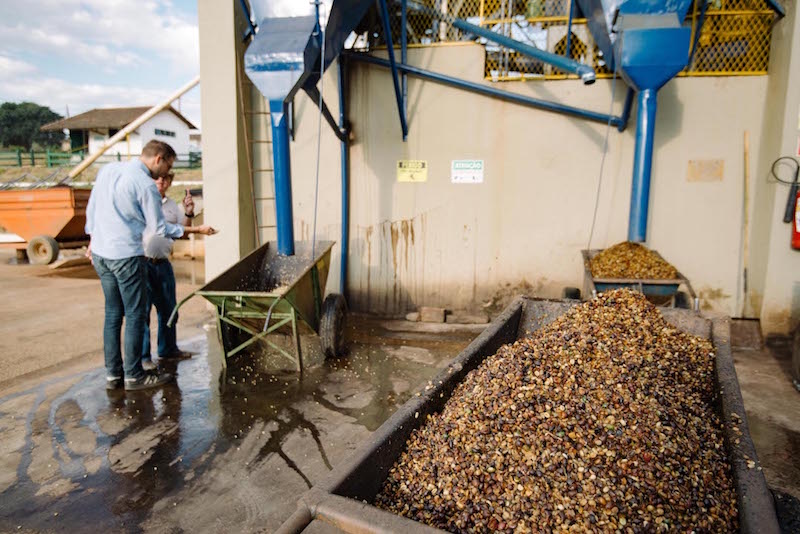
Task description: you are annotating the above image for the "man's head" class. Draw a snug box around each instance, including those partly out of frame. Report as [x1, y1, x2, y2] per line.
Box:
[140, 140, 176, 178]
[154, 171, 174, 199]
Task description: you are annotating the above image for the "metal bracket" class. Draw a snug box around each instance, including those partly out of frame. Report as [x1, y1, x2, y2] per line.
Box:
[378, 0, 409, 140]
[303, 85, 349, 142]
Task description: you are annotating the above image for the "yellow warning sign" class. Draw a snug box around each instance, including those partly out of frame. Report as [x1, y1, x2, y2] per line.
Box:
[397, 160, 428, 183]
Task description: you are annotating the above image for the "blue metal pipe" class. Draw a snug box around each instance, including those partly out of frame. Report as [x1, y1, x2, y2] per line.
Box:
[407, 1, 595, 84]
[269, 99, 296, 255]
[237, 0, 257, 40]
[338, 57, 350, 296]
[618, 87, 635, 132]
[378, 0, 409, 139]
[347, 53, 622, 127]
[565, 0, 574, 59]
[401, 0, 408, 120]
[628, 88, 657, 242]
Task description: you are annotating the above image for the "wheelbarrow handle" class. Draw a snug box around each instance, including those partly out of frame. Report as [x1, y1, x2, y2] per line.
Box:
[167, 290, 198, 328]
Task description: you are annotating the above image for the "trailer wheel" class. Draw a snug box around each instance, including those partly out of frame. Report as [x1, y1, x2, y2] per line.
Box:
[562, 287, 581, 300]
[27, 235, 59, 265]
[320, 293, 347, 358]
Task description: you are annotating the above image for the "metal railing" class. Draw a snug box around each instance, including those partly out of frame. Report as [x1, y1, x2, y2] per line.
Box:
[375, 0, 776, 81]
[0, 149, 202, 169]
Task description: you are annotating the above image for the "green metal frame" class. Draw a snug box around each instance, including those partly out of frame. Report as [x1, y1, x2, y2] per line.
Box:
[168, 241, 334, 373]
[215, 295, 302, 371]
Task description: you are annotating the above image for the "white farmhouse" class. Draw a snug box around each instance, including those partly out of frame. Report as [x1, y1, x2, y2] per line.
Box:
[41, 106, 198, 159]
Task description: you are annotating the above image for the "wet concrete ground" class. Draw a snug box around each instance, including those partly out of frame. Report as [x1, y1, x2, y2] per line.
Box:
[0, 313, 478, 533]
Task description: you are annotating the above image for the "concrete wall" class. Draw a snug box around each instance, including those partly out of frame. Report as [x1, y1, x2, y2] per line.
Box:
[750, 2, 800, 334]
[198, 0, 256, 280]
[268, 43, 774, 319]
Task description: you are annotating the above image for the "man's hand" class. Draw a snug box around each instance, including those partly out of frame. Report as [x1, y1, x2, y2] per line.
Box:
[85, 243, 92, 265]
[195, 225, 217, 236]
[183, 189, 195, 217]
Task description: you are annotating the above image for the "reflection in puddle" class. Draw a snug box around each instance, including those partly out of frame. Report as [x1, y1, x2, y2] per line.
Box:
[0, 317, 474, 532]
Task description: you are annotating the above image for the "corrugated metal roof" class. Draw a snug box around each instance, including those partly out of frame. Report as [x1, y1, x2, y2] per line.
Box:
[40, 106, 197, 131]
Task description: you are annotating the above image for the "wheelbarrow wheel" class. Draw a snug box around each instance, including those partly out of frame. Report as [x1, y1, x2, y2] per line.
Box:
[27, 235, 59, 265]
[320, 293, 347, 358]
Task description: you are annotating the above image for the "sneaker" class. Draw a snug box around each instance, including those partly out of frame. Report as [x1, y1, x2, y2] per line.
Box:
[106, 376, 123, 390]
[159, 350, 194, 360]
[124, 371, 173, 391]
[141, 359, 157, 371]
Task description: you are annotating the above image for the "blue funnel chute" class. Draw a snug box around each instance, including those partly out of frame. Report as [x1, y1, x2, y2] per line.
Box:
[244, 15, 318, 102]
[243, 0, 373, 256]
[577, 0, 693, 242]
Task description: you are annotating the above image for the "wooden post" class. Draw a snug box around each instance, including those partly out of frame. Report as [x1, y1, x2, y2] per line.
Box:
[16, 148, 22, 166]
[30, 149, 35, 165]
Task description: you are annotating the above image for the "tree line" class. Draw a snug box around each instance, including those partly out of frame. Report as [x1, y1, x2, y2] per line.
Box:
[0, 102, 63, 151]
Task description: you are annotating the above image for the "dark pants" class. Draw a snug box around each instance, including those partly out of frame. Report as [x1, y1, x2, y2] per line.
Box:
[92, 254, 147, 380]
[142, 259, 179, 358]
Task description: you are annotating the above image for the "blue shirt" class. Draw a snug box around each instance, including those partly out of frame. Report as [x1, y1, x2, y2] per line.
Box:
[85, 160, 184, 260]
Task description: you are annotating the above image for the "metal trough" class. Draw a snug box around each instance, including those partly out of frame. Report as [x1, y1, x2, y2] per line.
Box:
[0, 187, 90, 264]
[581, 249, 699, 311]
[170, 240, 346, 371]
[279, 298, 779, 533]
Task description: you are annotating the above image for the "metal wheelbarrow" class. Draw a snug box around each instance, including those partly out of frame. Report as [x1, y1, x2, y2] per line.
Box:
[578, 248, 700, 311]
[169, 241, 347, 371]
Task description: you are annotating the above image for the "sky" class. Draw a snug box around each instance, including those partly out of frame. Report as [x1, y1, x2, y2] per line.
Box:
[0, 0, 202, 128]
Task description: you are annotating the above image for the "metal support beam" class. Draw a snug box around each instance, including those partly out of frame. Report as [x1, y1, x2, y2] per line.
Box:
[766, 0, 786, 18]
[565, 0, 574, 59]
[688, 0, 710, 66]
[238, 0, 258, 40]
[338, 57, 350, 296]
[628, 88, 657, 242]
[378, 0, 409, 140]
[269, 99, 296, 255]
[407, 0, 596, 83]
[347, 53, 624, 127]
[303, 85, 348, 141]
[401, 0, 408, 122]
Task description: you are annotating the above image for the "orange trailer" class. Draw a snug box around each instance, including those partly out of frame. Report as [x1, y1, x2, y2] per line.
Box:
[0, 187, 91, 264]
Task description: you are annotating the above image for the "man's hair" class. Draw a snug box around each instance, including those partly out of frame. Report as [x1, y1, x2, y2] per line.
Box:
[142, 140, 176, 160]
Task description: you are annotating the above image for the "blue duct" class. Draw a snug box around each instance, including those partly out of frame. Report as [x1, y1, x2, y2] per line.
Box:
[338, 57, 350, 296]
[269, 100, 296, 255]
[577, 0, 692, 242]
[244, 1, 374, 257]
[245, 15, 318, 255]
[628, 88, 656, 242]
[614, 10, 691, 242]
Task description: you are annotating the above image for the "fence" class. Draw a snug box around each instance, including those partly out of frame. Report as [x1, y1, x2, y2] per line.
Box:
[376, 0, 777, 81]
[0, 149, 202, 169]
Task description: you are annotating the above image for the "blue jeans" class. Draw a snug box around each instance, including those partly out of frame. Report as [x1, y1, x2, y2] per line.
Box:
[142, 260, 180, 359]
[92, 254, 147, 380]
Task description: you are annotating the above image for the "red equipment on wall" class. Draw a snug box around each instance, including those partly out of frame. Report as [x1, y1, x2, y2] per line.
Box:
[772, 157, 800, 250]
[793, 190, 800, 250]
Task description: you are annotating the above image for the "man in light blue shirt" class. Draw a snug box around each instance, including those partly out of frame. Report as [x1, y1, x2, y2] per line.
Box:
[86, 140, 185, 391]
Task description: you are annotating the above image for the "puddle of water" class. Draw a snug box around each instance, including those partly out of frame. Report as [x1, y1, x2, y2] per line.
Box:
[0, 316, 474, 532]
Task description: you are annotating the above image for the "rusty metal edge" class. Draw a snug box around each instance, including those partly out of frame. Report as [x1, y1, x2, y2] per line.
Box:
[712, 316, 780, 534]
